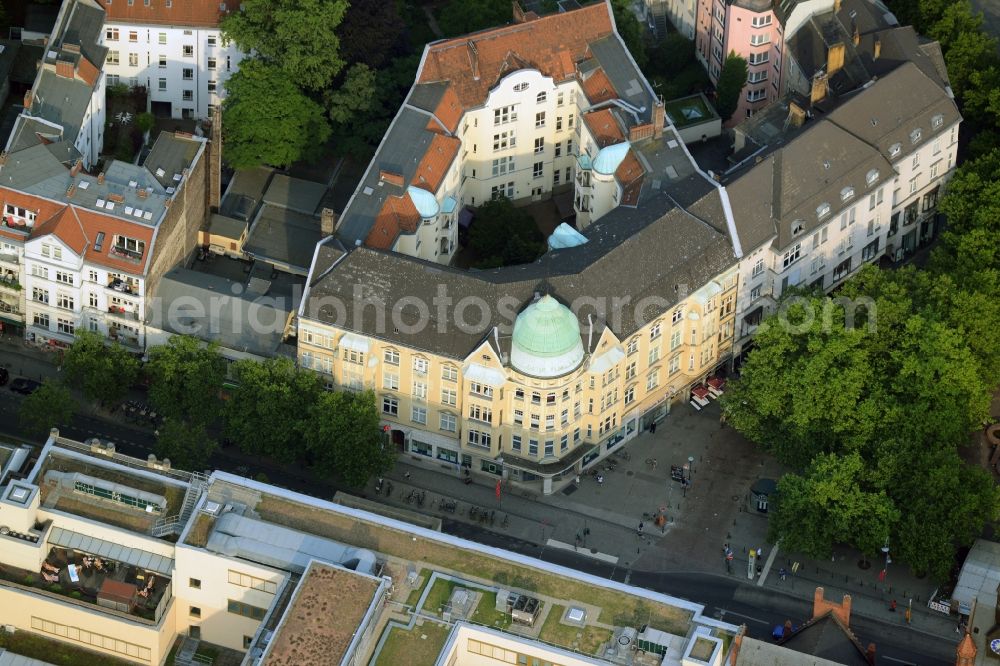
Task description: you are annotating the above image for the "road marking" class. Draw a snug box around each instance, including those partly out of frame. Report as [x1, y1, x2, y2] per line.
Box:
[718, 609, 770, 625]
[883, 657, 917, 665]
[546, 539, 619, 564]
[757, 542, 781, 586]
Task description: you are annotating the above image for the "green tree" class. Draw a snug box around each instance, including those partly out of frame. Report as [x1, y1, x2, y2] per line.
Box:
[61, 330, 139, 406]
[611, 0, 648, 69]
[468, 198, 546, 268]
[147, 336, 226, 427]
[768, 453, 899, 559]
[224, 357, 324, 461]
[221, 0, 348, 91]
[326, 64, 377, 124]
[19, 380, 77, 439]
[338, 0, 407, 69]
[155, 419, 216, 472]
[305, 390, 395, 486]
[223, 59, 331, 168]
[715, 52, 748, 121]
[437, 0, 510, 38]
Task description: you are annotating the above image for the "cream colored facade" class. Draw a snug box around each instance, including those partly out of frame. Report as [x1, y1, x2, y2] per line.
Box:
[298, 268, 737, 495]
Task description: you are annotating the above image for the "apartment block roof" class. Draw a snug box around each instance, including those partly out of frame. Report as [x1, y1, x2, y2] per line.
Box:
[726, 119, 891, 252]
[98, 0, 240, 27]
[417, 2, 615, 109]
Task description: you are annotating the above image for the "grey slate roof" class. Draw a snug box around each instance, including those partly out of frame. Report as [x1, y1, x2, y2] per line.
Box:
[335, 105, 441, 244]
[306, 189, 735, 359]
[262, 173, 327, 214]
[824, 61, 960, 163]
[58, 0, 107, 70]
[727, 119, 891, 252]
[208, 213, 247, 241]
[29, 69, 92, 145]
[144, 132, 203, 189]
[778, 614, 870, 666]
[588, 35, 655, 124]
[220, 166, 274, 221]
[245, 203, 322, 272]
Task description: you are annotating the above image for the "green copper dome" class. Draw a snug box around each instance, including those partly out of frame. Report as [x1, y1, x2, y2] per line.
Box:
[510, 295, 585, 378]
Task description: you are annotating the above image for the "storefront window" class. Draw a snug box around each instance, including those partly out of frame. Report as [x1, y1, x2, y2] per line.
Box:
[436, 448, 458, 464]
[411, 440, 432, 457]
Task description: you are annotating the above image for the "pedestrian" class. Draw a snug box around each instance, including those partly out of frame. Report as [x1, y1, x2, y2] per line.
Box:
[720, 412, 726, 429]
[651, 458, 658, 470]
[650, 421, 657, 434]
[638, 521, 644, 535]
[779, 567, 787, 581]
[756, 547, 763, 558]
[404, 471, 411, 480]
[889, 599, 897, 612]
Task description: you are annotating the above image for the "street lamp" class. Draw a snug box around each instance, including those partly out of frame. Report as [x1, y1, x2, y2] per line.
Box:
[880, 537, 891, 582]
[688, 455, 695, 477]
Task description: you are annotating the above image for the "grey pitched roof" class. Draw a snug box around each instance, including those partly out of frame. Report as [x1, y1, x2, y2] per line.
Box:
[306, 190, 735, 359]
[208, 213, 247, 241]
[335, 105, 441, 244]
[727, 119, 891, 252]
[587, 35, 655, 124]
[778, 614, 870, 666]
[58, 0, 107, 70]
[144, 132, 204, 189]
[220, 166, 274, 221]
[407, 82, 449, 115]
[824, 61, 960, 163]
[262, 173, 328, 214]
[29, 69, 92, 144]
[245, 203, 322, 273]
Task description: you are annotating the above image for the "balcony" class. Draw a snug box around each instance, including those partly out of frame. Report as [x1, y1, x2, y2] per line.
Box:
[107, 305, 139, 321]
[109, 244, 144, 264]
[106, 278, 139, 296]
[0, 276, 21, 293]
[108, 326, 141, 349]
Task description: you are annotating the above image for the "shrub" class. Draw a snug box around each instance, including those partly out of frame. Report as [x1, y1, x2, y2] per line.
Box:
[136, 112, 155, 134]
[23, 574, 35, 585]
[48, 583, 62, 594]
[70, 591, 82, 599]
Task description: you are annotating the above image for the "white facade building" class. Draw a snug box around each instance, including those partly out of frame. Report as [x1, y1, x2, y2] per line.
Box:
[99, 1, 245, 120]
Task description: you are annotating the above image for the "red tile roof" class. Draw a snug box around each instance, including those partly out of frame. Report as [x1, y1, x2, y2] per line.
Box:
[98, 0, 240, 27]
[77, 56, 100, 87]
[616, 149, 645, 206]
[411, 134, 461, 194]
[75, 207, 154, 274]
[584, 109, 625, 147]
[417, 2, 614, 108]
[365, 194, 421, 250]
[32, 206, 89, 255]
[429, 85, 464, 134]
[581, 67, 617, 104]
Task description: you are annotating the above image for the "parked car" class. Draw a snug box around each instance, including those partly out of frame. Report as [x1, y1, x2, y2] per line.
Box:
[0, 368, 8, 386]
[9, 378, 41, 395]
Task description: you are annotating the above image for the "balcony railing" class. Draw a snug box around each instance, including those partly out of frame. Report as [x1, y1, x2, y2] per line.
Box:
[107, 305, 139, 321]
[107, 278, 139, 296]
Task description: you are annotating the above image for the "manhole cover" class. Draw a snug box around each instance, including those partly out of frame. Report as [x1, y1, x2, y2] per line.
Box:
[626, 471, 634, 476]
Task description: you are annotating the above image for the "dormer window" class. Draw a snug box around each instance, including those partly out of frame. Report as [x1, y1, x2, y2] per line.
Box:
[513, 82, 528, 92]
[931, 114, 943, 129]
[816, 203, 831, 219]
[791, 220, 805, 236]
[840, 187, 854, 201]
[910, 129, 921, 144]
[536, 91, 547, 104]
[112, 235, 145, 260]
[889, 143, 901, 157]
[866, 169, 879, 186]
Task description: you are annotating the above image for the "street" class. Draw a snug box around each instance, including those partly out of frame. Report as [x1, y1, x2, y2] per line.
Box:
[0, 345, 960, 665]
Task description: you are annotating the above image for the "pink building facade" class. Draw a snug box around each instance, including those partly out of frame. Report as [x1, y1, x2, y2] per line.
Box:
[696, 0, 785, 124]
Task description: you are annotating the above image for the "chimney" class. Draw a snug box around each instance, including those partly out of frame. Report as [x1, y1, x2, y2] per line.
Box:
[70, 159, 82, 177]
[866, 643, 876, 665]
[23, 90, 32, 110]
[873, 38, 881, 60]
[55, 59, 75, 79]
[97, 172, 105, 185]
[813, 587, 852, 626]
[653, 96, 666, 139]
[827, 42, 846, 75]
[810, 73, 829, 104]
[138, 188, 148, 199]
[956, 632, 977, 666]
[788, 101, 806, 128]
[66, 184, 75, 198]
[321, 207, 336, 236]
[728, 628, 746, 665]
[209, 104, 222, 211]
[467, 40, 480, 81]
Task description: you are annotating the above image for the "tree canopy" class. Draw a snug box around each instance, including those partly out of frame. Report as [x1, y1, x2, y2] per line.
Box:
[715, 52, 748, 121]
[305, 389, 395, 487]
[437, 0, 511, 38]
[19, 380, 76, 439]
[156, 419, 216, 472]
[610, 0, 648, 70]
[724, 271, 999, 579]
[222, 59, 331, 169]
[61, 331, 139, 406]
[223, 357, 324, 461]
[146, 336, 227, 427]
[467, 198, 546, 268]
[221, 0, 349, 90]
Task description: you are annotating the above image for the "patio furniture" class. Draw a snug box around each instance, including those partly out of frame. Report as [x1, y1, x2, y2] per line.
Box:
[97, 579, 139, 613]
